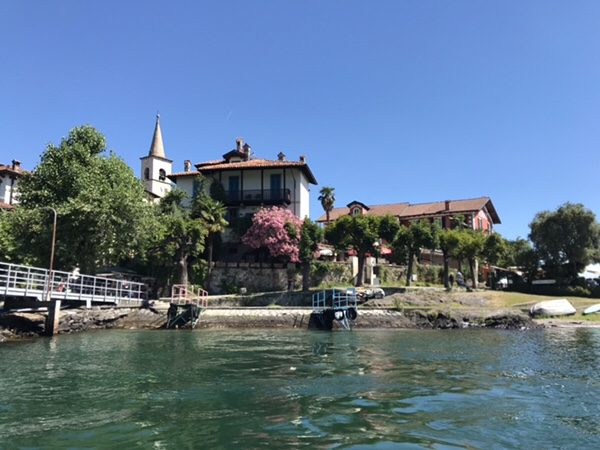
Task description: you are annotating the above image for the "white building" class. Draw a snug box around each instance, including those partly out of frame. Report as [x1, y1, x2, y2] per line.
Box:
[140, 114, 173, 201]
[168, 137, 317, 223]
[0, 160, 25, 209]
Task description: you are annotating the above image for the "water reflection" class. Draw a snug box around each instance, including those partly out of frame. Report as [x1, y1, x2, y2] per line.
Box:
[0, 329, 599, 448]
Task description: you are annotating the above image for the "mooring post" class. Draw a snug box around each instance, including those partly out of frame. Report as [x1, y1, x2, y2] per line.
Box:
[45, 300, 61, 336]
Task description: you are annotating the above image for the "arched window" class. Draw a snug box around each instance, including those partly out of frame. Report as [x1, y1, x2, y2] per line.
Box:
[144, 167, 150, 180]
[351, 207, 361, 216]
[159, 169, 166, 181]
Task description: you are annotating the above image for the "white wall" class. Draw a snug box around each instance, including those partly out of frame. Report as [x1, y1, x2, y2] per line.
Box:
[0, 175, 19, 205]
[173, 167, 311, 220]
[141, 156, 173, 199]
[299, 173, 310, 219]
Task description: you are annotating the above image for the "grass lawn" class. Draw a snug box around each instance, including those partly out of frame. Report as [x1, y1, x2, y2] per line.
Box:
[486, 291, 600, 321]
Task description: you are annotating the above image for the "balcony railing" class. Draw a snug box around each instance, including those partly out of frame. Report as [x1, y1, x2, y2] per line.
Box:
[224, 189, 291, 205]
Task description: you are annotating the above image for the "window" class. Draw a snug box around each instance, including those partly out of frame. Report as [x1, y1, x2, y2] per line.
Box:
[351, 207, 361, 216]
[144, 167, 150, 180]
[158, 169, 166, 181]
[228, 176, 240, 201]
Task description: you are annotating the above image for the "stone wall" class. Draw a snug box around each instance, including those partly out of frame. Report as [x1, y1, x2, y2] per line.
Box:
[207, 261, 356, 294]
[207, 262, 297, 294]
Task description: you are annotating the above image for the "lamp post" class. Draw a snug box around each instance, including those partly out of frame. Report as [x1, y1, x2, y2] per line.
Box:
[41, 207, 58, 293]
[41, 207, 60, 336]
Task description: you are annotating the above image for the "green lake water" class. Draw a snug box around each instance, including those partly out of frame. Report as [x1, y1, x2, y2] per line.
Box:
[1, 328, 599, 449]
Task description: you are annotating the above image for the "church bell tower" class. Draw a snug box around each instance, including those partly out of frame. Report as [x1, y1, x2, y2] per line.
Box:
[140, 114, 173, 200]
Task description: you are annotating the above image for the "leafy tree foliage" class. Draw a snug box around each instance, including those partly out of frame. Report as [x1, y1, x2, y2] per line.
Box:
[482, 232, 508, 267]
[529, 203, 600, 281]
[318, 187, 335, 223]
[391, 220, 439, 286]
[151, 189, 208, 286]
[193, 183, 228, 276]
[439, 228, 463, 288]
[379, 214, 401, 242]
[0, 211, 15, 262]
[299, 218, 323, 291]
[10, 126, 152, 272]
[326, 215, 382, 286]
[242, 207, 303, 263]
[455, 230, 486, 289]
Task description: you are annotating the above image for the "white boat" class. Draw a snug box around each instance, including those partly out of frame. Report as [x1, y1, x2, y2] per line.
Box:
[583, 303, 600, 315]
[529, 299, 576, 317]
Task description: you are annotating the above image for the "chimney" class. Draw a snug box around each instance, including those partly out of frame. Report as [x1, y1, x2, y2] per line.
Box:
[236, 137, 244, 152]
[184, 160, 192, 172]
[445, 200, 451, 211]
[299, 155, 305, 163]
[277, 152, 286, 161]
[12, 160, 21, 170]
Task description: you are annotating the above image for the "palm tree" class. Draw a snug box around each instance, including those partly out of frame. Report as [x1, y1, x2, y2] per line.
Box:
[318, 186, 335, 223]
[198, 198, 228, 277]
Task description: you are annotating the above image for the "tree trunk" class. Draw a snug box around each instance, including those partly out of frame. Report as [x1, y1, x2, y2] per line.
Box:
[178, 251, 189, 286]
[468, 258, 477, 290]
[326, 210, 330, 224]
[356, 254, 365, 286]
[406, 253, 415, 286]
[206, 235, 214, 278]
[442, 250, 449, 289]
[302, 261, 311, 291]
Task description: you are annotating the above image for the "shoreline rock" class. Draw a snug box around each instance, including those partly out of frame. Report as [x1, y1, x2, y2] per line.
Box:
[0, 304, 541, 342]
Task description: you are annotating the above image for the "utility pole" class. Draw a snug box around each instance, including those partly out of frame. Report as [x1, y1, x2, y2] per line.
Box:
[42, 207, 60, 336]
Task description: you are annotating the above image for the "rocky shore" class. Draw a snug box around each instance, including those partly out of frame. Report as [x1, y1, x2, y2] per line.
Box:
[0, 301, 537, 343]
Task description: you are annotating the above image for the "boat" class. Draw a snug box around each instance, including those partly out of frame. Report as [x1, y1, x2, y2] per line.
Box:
[583, 303, 600, 315]
[529, 299, 576, 317]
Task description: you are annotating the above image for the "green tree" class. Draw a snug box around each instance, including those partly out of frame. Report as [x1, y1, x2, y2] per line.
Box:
[0, 211, 15, 262]
[13, 126, 152, 272]
[482, 232, 508, 267]
[318, 187, 335, 223]
[194, 193, 228, 277]
[439, 228, 462, 288]
[299, 218, 324, 291]
[155, 189, 208, 286]
[379, 214, 400, 242]
[455, 230, 486, 289]
[529, 202, 600, 282]
[325, 215, 381, 286]
[391, 220, 439, 286]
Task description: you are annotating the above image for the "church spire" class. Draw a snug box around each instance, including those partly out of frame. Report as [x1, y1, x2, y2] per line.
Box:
[148, 113, 166, 158]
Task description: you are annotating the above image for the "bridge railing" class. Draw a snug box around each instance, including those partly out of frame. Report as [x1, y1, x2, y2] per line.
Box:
[170, 284, 208, 308]
[0, 261, 145, 303]
[312, 288, 358, 312]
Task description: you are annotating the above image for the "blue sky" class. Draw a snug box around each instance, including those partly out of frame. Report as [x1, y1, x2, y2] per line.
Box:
[1, 1, 599, 239]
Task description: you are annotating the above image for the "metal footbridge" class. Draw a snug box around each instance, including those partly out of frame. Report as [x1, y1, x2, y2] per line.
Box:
[312, 288, 359, 330]
[0, 261, 145, 306]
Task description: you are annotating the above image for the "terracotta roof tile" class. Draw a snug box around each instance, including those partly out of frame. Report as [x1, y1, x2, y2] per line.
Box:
[168, 170, 200, 179]
[318, 197, 500, 224]
[193, 158, 318, 184]
[0, 201, 14, 210]
[0, 164, 26, 176]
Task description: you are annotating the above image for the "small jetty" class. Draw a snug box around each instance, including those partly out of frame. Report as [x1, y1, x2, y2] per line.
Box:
[0, 261, 145, 335]
[166, 284, 208, 329]
[311, 288, 358, 330]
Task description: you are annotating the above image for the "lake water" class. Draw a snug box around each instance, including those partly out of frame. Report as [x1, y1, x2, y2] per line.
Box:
[1, 328, 599, 449]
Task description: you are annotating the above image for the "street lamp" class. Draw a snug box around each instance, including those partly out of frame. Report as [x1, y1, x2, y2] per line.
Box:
[41, 207, 57, 298]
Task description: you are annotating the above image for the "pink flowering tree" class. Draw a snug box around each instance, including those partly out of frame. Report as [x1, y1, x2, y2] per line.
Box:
[242, 207, 303, 262]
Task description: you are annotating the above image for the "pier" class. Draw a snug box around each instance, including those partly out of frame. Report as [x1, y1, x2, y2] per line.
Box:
[312, 288, 359, 330]
[0, 261, 146, 335]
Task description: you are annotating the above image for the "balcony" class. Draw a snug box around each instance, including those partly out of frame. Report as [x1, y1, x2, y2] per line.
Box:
[224, 189, 291, 206]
